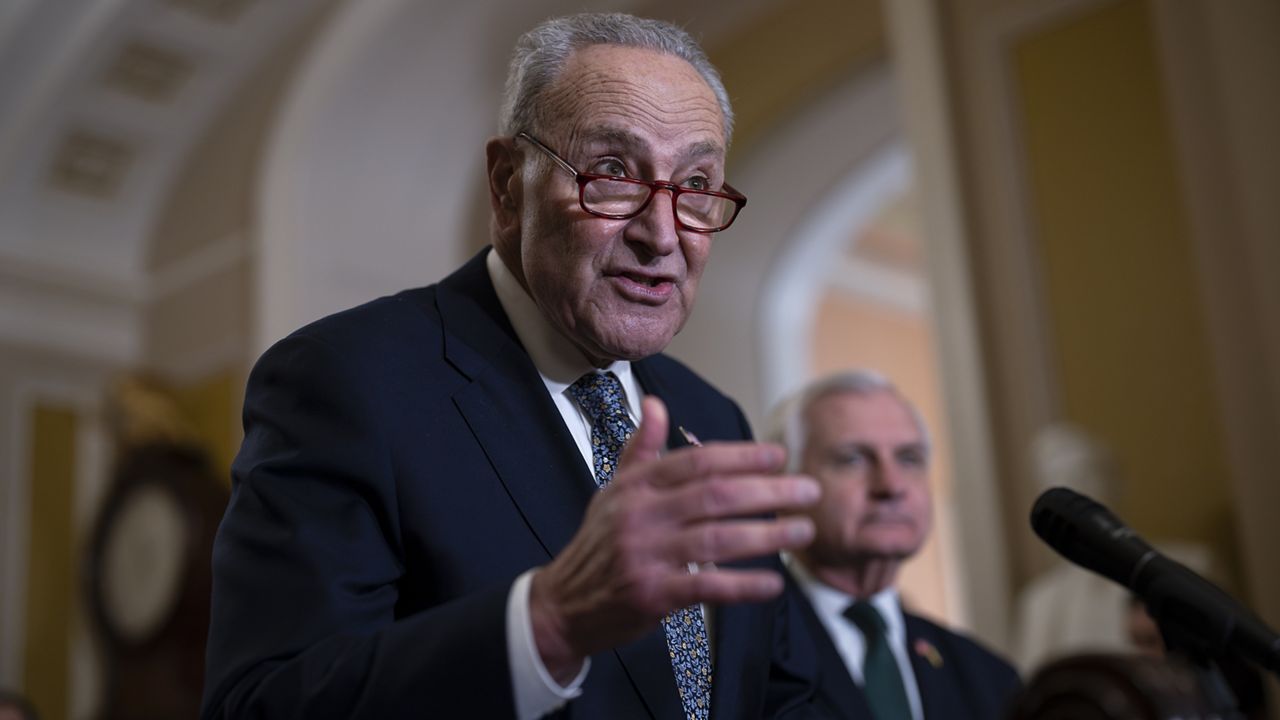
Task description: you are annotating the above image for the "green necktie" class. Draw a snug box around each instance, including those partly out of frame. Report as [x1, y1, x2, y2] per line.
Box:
[845, 601, 912, 720]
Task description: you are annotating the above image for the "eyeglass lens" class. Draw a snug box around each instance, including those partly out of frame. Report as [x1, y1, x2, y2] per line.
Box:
[582, 177, 736, 230]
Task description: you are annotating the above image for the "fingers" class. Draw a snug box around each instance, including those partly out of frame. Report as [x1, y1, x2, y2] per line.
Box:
[604, 395, 820, 570]
[555, 395, 819, 640]
[623, 440, 788, 489]
[616, 396, 669, 468]
[661, 515, 815, 566]
[615, 397, 788, 490]
[668, 443, 786, 487]
[663, 567, 787, 608]
[651, 474, 819, 524]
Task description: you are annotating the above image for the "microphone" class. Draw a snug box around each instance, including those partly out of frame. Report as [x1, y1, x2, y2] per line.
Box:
[1031, 486, 1280, 675]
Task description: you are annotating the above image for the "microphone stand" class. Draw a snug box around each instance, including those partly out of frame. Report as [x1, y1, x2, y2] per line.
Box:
[1145, 572, 1244, 719]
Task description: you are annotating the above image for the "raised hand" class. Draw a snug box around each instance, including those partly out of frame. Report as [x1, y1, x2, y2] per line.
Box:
[529, 396, 819, 680]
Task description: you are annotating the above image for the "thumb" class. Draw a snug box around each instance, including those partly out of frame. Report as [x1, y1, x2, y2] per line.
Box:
[617, 395, 668, 470]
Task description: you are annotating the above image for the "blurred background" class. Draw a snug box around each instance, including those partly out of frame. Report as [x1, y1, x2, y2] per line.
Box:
[0, 0, 1276, 717]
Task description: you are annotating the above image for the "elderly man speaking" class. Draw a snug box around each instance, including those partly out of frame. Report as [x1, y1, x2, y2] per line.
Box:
[201, 12, 822, 720]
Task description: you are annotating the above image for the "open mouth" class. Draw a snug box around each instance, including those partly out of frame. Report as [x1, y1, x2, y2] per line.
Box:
[610, 272, 677, 304]
[621, 272, 664, 287]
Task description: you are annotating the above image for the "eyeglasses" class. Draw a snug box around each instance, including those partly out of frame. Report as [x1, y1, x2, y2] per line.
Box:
[515, 132, 747, 233]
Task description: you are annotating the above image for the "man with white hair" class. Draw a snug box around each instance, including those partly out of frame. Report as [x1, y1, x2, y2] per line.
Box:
[202, 12, 821, 720]
[771, 370, 1020, 719]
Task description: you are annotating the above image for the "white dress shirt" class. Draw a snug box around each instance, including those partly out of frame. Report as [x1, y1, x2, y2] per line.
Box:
[785, 555, 925, 720]
[487, 250, 644, 720]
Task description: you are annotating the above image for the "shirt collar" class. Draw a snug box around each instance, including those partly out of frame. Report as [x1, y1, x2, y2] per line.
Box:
[784, 553, 907, 648]
[485, 248, 639, 411]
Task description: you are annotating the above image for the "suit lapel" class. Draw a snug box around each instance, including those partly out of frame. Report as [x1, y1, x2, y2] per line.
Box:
[438, 254, 682, 718]
[789, 575, 874, 719]
[633, 359, 695, 452]
[436, 253, 595, 560]
[905, 613, 954, 719]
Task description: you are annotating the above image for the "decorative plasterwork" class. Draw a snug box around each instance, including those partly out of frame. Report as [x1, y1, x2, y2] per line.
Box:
[0, 0, 322, 365]
[100, 40, 194, 104]
[164, 0, 257, 24]
[49, 129, 136, 199]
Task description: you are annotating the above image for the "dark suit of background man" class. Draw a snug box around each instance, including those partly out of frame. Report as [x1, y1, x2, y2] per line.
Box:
[769, 371, 1020, 719]
[201, 12, 825, 720]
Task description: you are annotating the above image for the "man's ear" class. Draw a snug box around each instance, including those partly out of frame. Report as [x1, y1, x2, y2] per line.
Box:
[486, 137, 522, 240]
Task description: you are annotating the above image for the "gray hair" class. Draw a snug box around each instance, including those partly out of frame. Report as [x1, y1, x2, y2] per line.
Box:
[498, 12, 734, 143]
[767, 369, 932, 473]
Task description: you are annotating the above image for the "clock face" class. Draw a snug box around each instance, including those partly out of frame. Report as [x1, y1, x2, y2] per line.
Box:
[100, 484, 189, 643]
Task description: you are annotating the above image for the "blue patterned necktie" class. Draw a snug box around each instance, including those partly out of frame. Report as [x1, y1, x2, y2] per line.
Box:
[845, 601, 912, 720]
[568, 372, 712, 719]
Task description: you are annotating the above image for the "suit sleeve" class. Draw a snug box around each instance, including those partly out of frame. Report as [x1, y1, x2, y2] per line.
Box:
[201, 333, 516, 719]
[727, 400, 824, 718]
[763, 582, 826, 719]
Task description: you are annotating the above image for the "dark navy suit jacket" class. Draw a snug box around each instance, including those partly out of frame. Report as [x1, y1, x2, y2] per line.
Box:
[780, 570, 1021, 719]
[201, 249, 812, 719]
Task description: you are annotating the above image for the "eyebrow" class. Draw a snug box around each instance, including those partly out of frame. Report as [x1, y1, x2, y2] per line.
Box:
[578, 126, 724, 163]
[835, 441, 929, 455]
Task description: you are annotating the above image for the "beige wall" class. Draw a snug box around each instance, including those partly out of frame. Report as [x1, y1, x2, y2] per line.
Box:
[1013, 0, 1235, 556]
[706, 0, 886, 154]
[1152, 0, 1280, 644]
[936, 0, 1280, 635]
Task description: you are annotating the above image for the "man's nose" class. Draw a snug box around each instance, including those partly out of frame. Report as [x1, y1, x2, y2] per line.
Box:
[624, 187, 680, 256]
[869, 462, 906, 498]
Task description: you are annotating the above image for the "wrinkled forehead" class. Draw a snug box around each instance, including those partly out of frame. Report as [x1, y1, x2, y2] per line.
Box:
[538, 44, 726, 159]
[807, 389, 928, 447]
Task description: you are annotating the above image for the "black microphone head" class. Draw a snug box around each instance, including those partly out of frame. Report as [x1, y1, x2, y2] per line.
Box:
[1030, 486, 1121, 545]
[1031, 486, 1154, 590]
[1033, 490, 1280, 674]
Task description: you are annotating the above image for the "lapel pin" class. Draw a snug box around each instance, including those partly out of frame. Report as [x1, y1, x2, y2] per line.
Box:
[678, 426, 703, 447]
[914, 638, 943, 669]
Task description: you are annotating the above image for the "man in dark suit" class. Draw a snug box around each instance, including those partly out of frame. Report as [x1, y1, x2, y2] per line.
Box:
[201, 12, 822, 720]
[769, 371, 1020, 719]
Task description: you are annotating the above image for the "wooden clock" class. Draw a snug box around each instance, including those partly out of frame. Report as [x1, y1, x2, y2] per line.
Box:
[85, 442, 227, 720]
